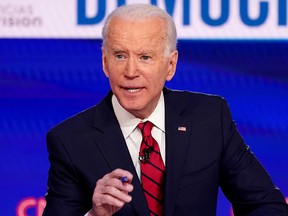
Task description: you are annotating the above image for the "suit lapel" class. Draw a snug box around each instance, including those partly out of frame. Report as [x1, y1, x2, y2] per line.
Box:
[163, 89, 193, 216]
[92, 92, 149, 216]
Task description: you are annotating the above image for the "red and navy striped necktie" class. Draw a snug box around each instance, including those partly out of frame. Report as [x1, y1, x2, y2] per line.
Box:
[138, 121, 165, 216]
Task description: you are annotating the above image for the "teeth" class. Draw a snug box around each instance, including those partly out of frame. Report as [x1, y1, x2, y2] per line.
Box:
[127, 88, 140, 93]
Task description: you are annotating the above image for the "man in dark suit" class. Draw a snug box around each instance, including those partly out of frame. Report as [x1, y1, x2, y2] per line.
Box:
[43, 3, 288, 216]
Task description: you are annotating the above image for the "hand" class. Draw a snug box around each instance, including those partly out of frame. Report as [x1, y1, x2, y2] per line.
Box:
[89, 168, 134, 216]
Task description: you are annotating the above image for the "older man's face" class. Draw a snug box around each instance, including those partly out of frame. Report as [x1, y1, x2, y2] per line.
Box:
[102, 17, 178, 119]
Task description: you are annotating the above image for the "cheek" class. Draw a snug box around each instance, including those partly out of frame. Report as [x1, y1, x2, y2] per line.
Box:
[159, 68, 171, 82]
[106, 64, 120, 80]
[108, 74, 119, 87]
[149, 74, 167, 89]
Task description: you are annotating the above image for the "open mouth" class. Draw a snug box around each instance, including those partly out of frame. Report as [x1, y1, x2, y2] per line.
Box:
[124, 88, 143, 93]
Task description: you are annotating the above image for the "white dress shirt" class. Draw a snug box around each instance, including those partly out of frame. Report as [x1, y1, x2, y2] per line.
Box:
[112, 92, 166, 179]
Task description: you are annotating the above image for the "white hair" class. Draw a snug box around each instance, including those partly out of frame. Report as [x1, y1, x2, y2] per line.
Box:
[101, 4, 177, 55]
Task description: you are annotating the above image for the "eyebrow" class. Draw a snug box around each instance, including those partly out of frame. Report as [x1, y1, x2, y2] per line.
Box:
[139, 50, 154, 54]
[110, 47, 157, 56]
[112, 48, 126, 53]
[112, 50, 155, 55]
[136, 50, 156, 56]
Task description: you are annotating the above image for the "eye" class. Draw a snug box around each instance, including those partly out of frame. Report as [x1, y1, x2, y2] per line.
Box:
[115, 54, 125, 61]
[140, 55, 151, 61]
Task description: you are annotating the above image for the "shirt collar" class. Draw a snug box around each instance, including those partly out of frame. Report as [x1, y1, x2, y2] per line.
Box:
[112, 92, 165, 139]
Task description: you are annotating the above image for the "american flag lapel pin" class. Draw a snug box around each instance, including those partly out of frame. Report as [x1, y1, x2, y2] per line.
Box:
[178, 126, 187, 132]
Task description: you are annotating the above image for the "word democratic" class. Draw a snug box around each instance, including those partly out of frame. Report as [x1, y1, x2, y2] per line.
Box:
[78, 0, 288, 26]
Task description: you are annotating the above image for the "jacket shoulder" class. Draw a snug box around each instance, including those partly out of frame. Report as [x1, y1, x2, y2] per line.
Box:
[165, 88, 226, 106]
[48, 92, 113, 135]
[48, 105, 97, 136]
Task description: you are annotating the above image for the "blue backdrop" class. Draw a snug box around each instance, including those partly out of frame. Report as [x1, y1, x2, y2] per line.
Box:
[0, 39, 287, 215]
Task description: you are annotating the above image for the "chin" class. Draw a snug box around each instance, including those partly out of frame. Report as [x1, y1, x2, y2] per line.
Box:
[124, 105, 142, 114]
[123, 105, 145, 118]
[120, 99, 143, 110]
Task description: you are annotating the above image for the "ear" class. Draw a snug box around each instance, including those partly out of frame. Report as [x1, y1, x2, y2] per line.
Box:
[102, 48, 109, 78]
[166, 50, 178, 81]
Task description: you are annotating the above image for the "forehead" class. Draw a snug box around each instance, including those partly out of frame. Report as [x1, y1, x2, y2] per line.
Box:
[106, 17, 167, 51]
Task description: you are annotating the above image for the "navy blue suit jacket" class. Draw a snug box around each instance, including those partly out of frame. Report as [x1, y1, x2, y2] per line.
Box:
[43, 88, 288, 216]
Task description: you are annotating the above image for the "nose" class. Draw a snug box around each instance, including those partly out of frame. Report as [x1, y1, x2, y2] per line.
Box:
[124, 57, 139, 78]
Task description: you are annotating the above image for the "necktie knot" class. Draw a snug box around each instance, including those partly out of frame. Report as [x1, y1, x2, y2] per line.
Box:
[137, 121, 154, 137]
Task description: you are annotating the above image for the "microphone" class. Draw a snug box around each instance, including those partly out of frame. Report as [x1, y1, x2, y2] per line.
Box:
[139, 147, 152, 163]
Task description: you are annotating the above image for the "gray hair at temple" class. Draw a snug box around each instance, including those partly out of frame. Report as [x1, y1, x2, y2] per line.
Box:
[101, 4, 177, 56]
